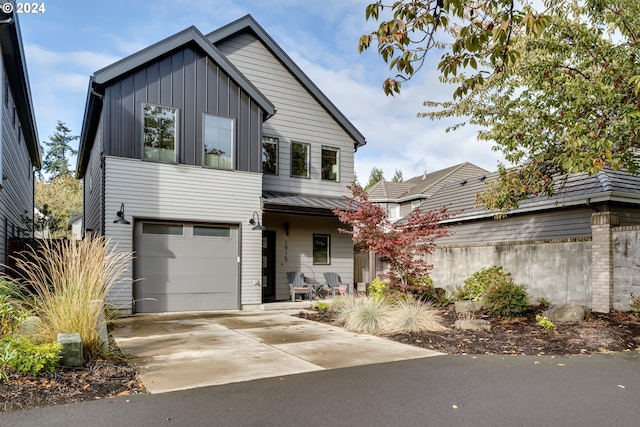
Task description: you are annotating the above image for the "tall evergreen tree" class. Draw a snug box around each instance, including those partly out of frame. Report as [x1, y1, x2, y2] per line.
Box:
[41, 121, 78, 179]
[365, 167, 384, 190]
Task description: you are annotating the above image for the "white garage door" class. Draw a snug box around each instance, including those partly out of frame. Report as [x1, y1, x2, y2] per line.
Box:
[133, 221, 239, 313]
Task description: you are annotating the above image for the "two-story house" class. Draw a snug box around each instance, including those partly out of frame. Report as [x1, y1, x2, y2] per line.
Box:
[0, 9, 41, 268]
[76, 15, 365, 314]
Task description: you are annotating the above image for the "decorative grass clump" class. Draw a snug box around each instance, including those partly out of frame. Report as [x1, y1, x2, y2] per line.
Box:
[329, 294, 364, 324]
[344, 298, 389, 334]
[385, 298, 447, 333]
[7, 237, 131, 360]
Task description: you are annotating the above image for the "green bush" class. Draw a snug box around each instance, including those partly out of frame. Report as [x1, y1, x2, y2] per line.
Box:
[483, 281, 530, 318]
[369, 277, 390, 303]
[630, 294, 640, 317]
[0, 335, 61, 376]
[0, 294, 29, 337]
[456, 266, 514, 301]
[535, 315, 555, 330]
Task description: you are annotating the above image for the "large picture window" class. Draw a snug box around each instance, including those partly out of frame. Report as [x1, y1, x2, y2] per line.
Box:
[313, 234, 331, 265]
[143, 103, 178, 163]
[204, 114, 234, 169]
[262, 136, 278, 175]
[321, 146, 339, 181]
[291, 142, 310, 177]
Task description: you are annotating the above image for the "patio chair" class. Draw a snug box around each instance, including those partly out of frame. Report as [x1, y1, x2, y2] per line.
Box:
[323, 272, 350, 296]
[287, 272, 312, 302]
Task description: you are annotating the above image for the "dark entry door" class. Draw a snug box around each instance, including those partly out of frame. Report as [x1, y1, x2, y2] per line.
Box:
[262, 230, 276, 302]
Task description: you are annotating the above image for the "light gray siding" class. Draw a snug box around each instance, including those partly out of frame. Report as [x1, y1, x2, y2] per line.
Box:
[103, 156, 263, 313]
[264, 213, 354, 300]
[215, 33, 355, 198]
[0, 54, 33, 266]
[101, 46, 264, 172]
[83, 116, 104, 235]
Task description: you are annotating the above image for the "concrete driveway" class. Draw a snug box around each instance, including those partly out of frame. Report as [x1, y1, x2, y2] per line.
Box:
[111, 310, 442, 393]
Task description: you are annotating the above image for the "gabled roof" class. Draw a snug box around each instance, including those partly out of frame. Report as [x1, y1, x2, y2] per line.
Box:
[77, 25, 276, 177]
[367, 163, 489, 203]
[207, 14, 366, 150]
[367, 181, 415, 202]
[0, 10, 40, 168]
[419, 168, 640, 222]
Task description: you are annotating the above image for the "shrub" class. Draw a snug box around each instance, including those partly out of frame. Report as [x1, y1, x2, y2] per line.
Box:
[457, 266, 514, 301]
[535, 315, 555, 330]
[368, 277, 391, 303]
[385, 298, 447, 333]
[0, 294, 29, 337]
[344, 298, 389, 334]
[330, 294, 363, 324]
[630, 294, 640, 317]
[315, 301, 329, 312]
[0, 335, 61, 376]
[483, 281, 530, 318]
[6, 237, 132, 361]
[536, 297, 551, 309]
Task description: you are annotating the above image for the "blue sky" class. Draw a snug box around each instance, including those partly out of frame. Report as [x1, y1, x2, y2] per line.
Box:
[17, 0, 502, 182]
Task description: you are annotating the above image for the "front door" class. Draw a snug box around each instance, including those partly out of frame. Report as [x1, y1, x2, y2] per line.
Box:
[261, 230, 276, 302]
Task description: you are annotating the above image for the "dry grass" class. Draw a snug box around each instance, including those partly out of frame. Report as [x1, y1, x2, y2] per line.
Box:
[344, 298, 390, 334]
[384, 298, 447, 333]
[5, 237, 131, 360]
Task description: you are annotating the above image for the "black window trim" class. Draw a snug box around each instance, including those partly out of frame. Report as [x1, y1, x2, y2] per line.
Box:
[312, 233, 331, 265]
[291, 141, 311, 179]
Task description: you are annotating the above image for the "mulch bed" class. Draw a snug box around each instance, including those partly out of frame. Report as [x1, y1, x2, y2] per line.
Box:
[299, 305, 640, 356]
[0, 357, 145, 413]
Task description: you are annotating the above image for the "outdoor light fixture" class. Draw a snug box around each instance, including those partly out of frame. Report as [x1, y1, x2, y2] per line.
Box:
[113, 203, 131, 225]
[249, 211, 266, 231]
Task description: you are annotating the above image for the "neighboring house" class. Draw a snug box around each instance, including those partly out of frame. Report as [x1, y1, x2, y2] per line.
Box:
[418, 168, 640, 312]
[367, 163, 488, 221]
[76, 15, 365, 315]
[68, 213, 82, 240]
[0, 9, 41, 268]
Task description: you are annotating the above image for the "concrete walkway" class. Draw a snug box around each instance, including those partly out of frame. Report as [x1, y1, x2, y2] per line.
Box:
[111, 310, 442, 393]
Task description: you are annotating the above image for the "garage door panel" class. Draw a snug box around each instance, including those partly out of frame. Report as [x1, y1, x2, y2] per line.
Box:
[134, 221, 239, 313]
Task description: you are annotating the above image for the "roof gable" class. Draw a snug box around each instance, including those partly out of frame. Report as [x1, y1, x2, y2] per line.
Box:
[207, 14, 366, 150]
[93, 26, 274, 116]
[0, 11, 40, 167]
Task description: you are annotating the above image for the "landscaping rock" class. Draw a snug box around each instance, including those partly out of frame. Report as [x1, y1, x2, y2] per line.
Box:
[454, 319, 492, 331]
[454, 301, 483, 317]
[57, 332, 83, 367]
[542, 304, 591, 324]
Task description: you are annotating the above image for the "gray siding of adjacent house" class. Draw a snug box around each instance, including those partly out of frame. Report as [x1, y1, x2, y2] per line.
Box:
[83, 116, 104, 235]
[100, 45, 264, 172]
[215, 32, 356, 198]
[0, 56, 33, 266]
[103, 156, 263, 313]
[439, 207, 595, 245]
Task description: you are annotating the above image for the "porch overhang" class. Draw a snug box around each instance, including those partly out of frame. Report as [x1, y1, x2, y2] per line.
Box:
[262, 192, 349, 217]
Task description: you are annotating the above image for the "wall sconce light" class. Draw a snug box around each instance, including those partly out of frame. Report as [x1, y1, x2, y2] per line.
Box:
[283, 222, 290, 236]
[113, 203, 131, 225]
[249, 211, 266, 231]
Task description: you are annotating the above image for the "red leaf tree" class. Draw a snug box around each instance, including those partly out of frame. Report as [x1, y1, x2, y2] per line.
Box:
[334, 183, 453, 290]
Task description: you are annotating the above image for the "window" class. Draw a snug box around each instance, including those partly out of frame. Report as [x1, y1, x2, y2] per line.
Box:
[262, 136, 278, 175]
[321, 146, 339, 181]
[388, 204, 400, 220]
[313, 234, 330, 265]
[142, 223, 184, 236]
[143, 103, 178, 163]
[411, 200, 421, 211]
[291, 142, 310, 177]
[193, 225, 231, 237]
[203, 114, 234, 169]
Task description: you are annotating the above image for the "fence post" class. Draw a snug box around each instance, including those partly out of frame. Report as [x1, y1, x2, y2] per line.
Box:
[591, 212, 619, 313]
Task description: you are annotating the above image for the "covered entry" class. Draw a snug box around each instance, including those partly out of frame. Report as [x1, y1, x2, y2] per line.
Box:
[133, 221, 239, 313]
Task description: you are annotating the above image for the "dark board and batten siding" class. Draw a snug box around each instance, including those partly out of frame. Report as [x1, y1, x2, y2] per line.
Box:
[101, 45, 263, 172]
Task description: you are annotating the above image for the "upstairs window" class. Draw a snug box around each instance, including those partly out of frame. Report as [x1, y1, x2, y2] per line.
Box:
[291, 142, 310, 178]
[262, 136, 278, 175]
[204, 114, 234, 169]
[321, 146, 339, 181]
[143, 103, 178, 163]
[411, 200, 421, 211]
[388, 204, 400, 220]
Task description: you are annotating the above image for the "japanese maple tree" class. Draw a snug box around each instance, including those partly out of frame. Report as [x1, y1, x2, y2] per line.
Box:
[334, 184, 452, 289]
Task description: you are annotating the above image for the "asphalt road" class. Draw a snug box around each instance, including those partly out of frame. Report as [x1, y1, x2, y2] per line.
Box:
[4, 352, 639, 427]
